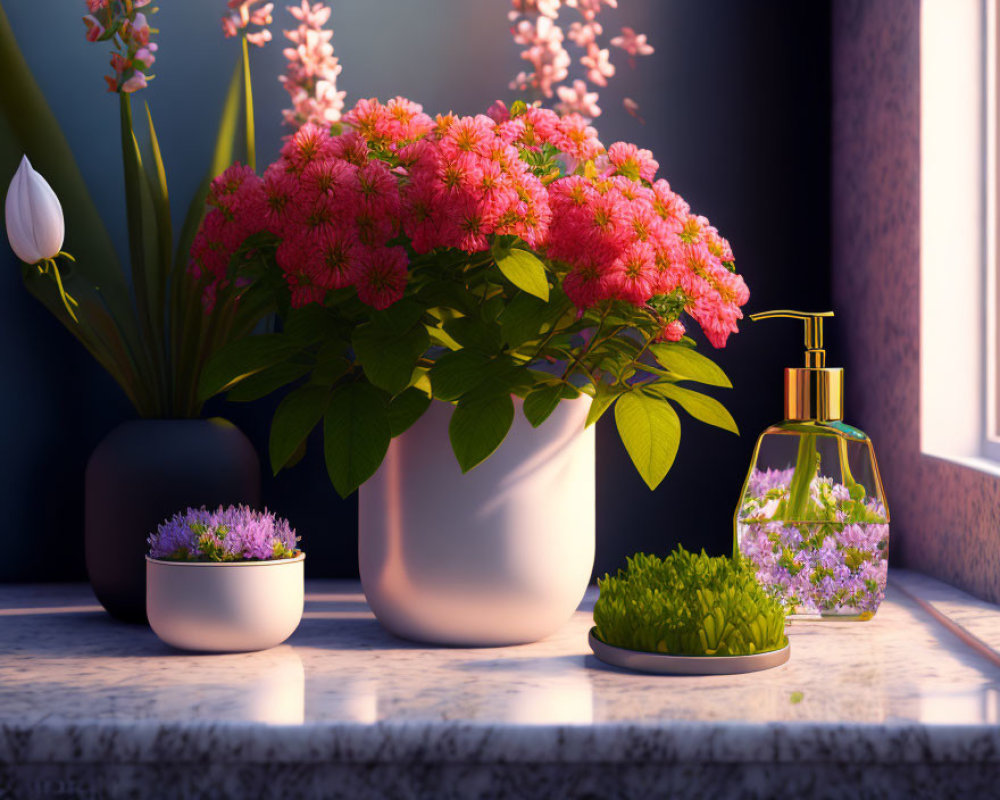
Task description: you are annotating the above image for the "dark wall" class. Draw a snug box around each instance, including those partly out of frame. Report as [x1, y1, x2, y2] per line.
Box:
[0, 0, 831, 581]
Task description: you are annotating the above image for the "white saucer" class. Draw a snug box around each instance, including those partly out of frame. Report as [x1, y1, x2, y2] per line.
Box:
[588, 628, 790, 675]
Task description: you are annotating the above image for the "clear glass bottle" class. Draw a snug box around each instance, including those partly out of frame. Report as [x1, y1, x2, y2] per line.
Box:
[734, 311, 889, 620]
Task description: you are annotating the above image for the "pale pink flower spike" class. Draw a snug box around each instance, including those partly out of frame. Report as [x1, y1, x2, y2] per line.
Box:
[556, 80, 601, 118]
[79, 0, 158, 93]
[507, 0, 651, 120]
[280, 1, 346, 128]
[222, 0, 274, 47]
[610, 26, 655, 57]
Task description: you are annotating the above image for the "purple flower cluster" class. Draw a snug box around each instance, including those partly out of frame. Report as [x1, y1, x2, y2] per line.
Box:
[737, 470, 889, 618]
[739, 520, 888, 616]
[148, 505, 300, 562]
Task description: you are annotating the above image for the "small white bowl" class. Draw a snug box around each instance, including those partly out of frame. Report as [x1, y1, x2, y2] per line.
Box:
[146, 554, 305, 652]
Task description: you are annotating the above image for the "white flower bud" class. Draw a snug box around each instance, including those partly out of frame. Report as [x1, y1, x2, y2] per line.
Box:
[4, 155, 65, 265]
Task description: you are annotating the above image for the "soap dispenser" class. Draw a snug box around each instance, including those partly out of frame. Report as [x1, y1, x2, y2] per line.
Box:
[734, 310, 890, 620]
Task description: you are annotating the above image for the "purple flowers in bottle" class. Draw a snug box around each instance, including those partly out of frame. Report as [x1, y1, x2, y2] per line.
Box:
[737, 468, 889, 618]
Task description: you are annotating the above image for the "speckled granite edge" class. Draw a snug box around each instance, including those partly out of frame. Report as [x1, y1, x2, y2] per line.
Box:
[3, 721, 999, 765]
[3, 761, 997, 800]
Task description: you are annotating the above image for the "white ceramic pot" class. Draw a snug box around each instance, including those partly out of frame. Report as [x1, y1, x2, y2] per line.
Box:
[146, 554, 305, 652]
[359, 395, 595, 646]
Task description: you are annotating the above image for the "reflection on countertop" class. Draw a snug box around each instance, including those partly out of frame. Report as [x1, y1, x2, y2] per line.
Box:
[1, 571, 999, 798]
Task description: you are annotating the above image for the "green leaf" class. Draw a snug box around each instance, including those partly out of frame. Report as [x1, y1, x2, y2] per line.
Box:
[269, 385, 332, 475]
[283, 305, 343, 345]
[646, 383, 739, 434]
[615, 391, 681, 490]
[443, 316, 502, 354]
[284, 437, 308, 471]
[498, 291, 551, 348]
[649, 343, 732, 388]
[323, 382, 392, 498]
[198, 334, 305, 401]
[388, 387, 432, 437]
[309, 343, 350, 387]
[352, 305, 429, 395]
[226, 360, 312, 402]
[416, 280, 476, 315]
[586, 381, 624, 427]
[428, 350, 492, 401]
[523, 383, 564, 428]
[492, 243, 549, 301]
[426, 323, 463, 351]
[370, 298, 426, 332]
[449, 387, 515, 473]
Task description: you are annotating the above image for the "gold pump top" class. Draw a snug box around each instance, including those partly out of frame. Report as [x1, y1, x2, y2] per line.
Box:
[749, 310, 843, 422]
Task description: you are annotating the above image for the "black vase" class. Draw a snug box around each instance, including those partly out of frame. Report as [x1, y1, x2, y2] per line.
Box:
[85, 418, 261, 623]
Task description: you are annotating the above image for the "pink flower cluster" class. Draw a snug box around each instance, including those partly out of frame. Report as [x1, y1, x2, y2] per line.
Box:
[280, 1, 345, 128]
[222, 0, 274, 47]
[545, 134, 747, 346]
[508, 0, 653, 119]
[81, 0, 157, 93]
[190, 97, 747, 346]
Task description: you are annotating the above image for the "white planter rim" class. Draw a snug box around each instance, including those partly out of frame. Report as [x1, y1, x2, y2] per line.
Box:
[145, 552, 305, 568]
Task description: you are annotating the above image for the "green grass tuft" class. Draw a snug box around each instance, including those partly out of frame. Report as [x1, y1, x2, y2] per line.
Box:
[593, 545, 788, 657]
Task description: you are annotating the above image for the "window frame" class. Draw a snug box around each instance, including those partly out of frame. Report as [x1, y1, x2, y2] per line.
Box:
[919, 0, 1000, 476]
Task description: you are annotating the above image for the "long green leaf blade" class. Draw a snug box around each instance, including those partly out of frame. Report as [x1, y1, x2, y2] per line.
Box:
[169, 58, 244, 414]
[241, 35, 256, 171]
[120, 93, 167, 412]
[213, 59, 244, 177]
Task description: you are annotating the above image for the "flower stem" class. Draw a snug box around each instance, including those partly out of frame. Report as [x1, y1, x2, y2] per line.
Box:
[42, 257, 79, 323]
[787, 433, 818, 522]
[837, 435, 858, 491]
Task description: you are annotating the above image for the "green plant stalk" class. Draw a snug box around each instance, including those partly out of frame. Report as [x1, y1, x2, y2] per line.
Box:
[559, 305, 610, 382]
[837, 435, 858, 491]
[787, 433, 818, 521]
[119, 92, 169, 416]
[242, 35, 256, 171]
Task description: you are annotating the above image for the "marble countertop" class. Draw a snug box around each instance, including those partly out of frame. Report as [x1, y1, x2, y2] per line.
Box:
[2, 570, 999, 799]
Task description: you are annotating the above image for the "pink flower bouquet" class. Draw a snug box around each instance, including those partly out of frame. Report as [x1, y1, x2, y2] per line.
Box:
[195, 96, 750, 496]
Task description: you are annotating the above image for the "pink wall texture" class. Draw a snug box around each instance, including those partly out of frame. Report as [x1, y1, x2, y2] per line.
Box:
[832, 0, 1000, 603]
